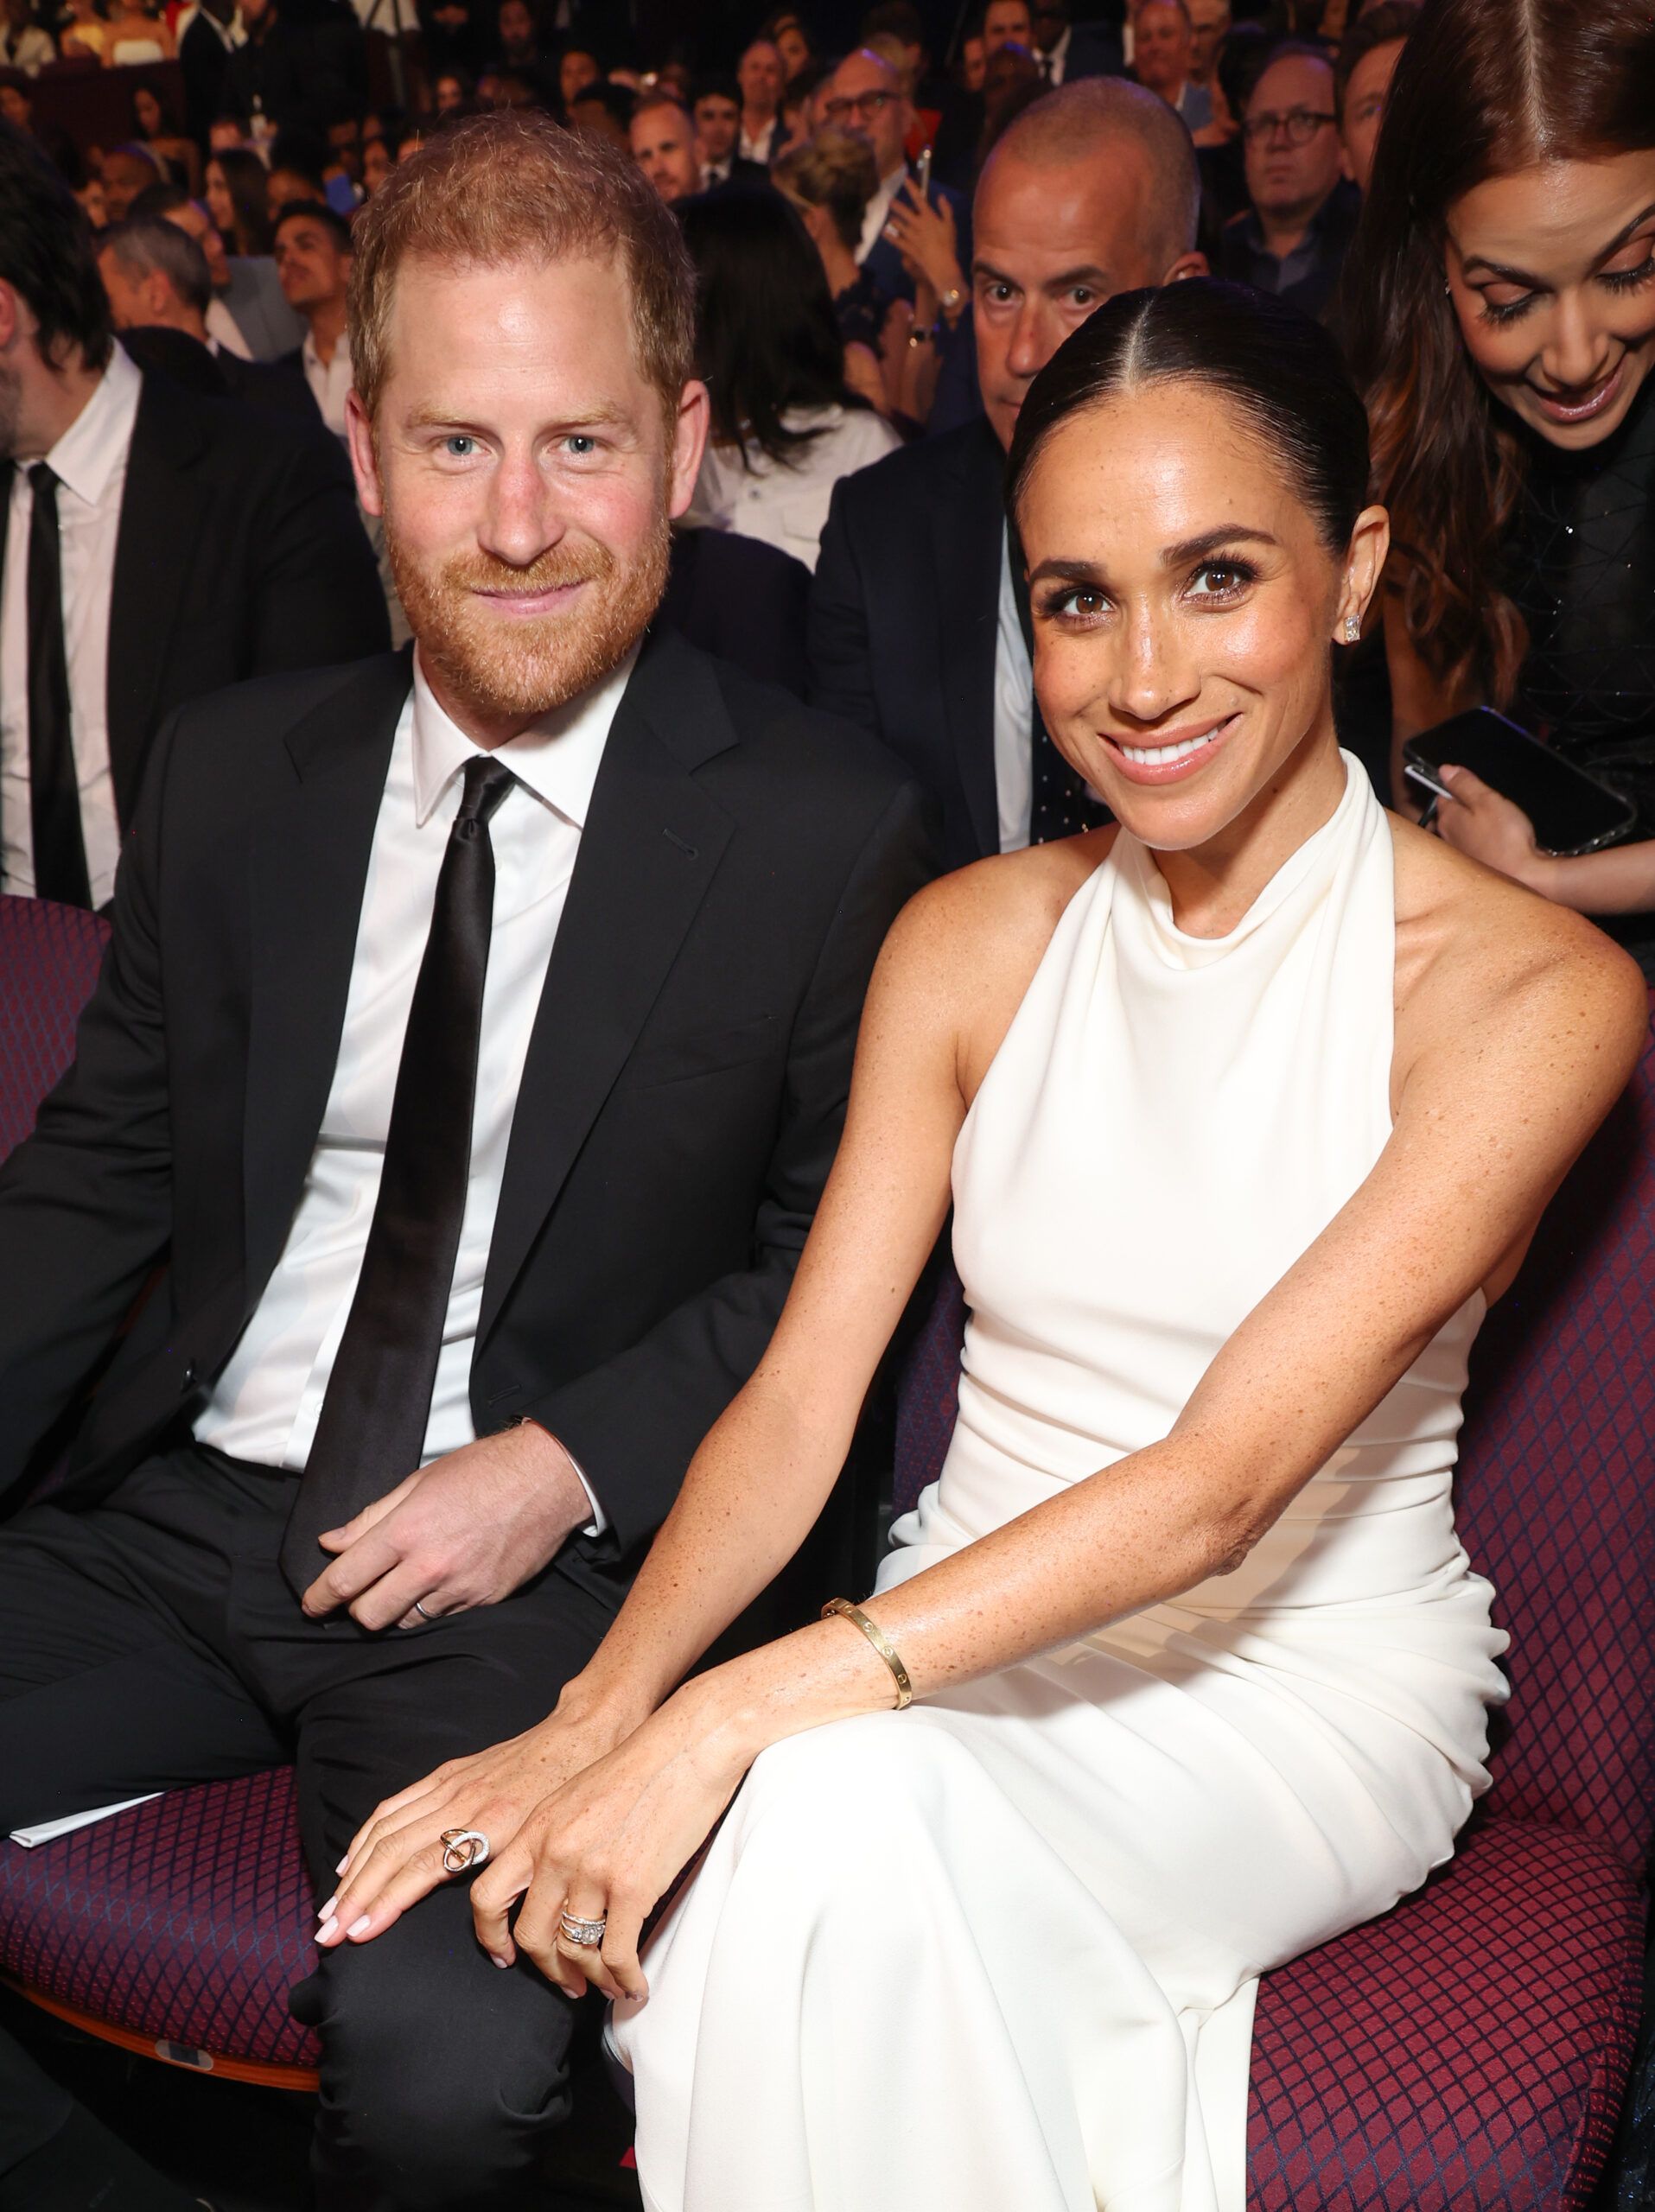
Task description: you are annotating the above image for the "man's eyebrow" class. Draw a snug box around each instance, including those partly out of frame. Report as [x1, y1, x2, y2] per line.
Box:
[971, 258, 1113, 292]
[403, 402, 631, 432]
[1460, 200, 1655, 288]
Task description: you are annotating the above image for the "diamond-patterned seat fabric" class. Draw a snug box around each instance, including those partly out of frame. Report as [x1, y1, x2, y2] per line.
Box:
[891, 995, 1655, 2209]
[0, 899, 315, 2079]
[0, 1772, 319, 2073]
[0, 893, 111, 1161]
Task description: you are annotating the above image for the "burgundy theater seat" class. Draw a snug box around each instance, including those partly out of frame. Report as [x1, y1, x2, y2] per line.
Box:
[892, 994, 1655, 2211]
[0, 897, 318, 2086]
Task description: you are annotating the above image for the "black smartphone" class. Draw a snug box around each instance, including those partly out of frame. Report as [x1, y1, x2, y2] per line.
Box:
[1402, 708, 1638, 858]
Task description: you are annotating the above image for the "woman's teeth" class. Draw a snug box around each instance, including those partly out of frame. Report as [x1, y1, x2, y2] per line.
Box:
[1120, 728, 1221, 766]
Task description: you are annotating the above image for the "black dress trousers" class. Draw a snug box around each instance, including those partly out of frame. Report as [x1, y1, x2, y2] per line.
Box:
[0, 1444, 621, 2211]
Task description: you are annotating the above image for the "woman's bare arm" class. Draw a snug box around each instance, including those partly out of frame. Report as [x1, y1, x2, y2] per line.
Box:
[436, 857, 1642, 1999]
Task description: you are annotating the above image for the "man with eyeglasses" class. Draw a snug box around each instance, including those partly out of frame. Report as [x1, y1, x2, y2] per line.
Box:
[820, 45, 968, 315]
[1217, 39, 1360, 319]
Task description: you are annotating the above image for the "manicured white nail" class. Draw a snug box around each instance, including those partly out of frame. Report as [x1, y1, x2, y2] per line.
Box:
[347, 1916, 372, 1939]
[335, 1857, 349, 1876]
[493, 1954, 509, 1969]
[316, 1917, 338, 1942]
[316, 1896, 337, 1921]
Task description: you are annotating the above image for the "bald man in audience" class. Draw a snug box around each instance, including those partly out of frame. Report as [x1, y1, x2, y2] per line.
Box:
[629, 92, 700, 205]
[809, 77, 1206, 868]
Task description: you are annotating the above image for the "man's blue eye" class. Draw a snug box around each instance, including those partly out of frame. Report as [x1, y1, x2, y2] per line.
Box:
[445, 435, 474, 457]
[567, 435, 597, 455]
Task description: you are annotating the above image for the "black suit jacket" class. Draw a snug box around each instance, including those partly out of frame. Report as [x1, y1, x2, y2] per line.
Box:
[659, 528, 810, 696]
[0, 629, 934, 1574]
[808, 416, 1004, 871]
[85, 360, 388, 838]
[118, 325, 321, 423]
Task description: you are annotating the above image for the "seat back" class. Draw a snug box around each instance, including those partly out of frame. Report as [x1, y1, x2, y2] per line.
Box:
[1456, 1000, 1655, 1866]
[890, 1003, 1655, 1866]
[0, 895, 111, 1166]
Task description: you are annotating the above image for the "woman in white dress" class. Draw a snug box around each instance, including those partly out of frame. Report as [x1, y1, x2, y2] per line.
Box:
[325, 282, 1647, 2210]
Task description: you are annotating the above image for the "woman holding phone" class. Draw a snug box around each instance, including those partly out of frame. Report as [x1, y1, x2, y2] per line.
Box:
[321, 281, 1644, 2209]
[1342, 0, 1655, 970]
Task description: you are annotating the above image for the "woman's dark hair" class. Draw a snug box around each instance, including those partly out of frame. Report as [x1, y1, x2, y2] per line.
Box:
[131, 82, 182, 136]
[0, 121, 111, 370]
[1008, 279, 1369, 553]
[210, 143, 272, 251]
[1340, 0, 1655, 708]
[1213, 22, 1273, 131]
[677, 187, 868, 466]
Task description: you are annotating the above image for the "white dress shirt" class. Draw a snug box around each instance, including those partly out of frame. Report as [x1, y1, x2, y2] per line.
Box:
[206, 297, 252, 359]
[684, 405, 903, 572]
[994, 524, 1034, 854]
[301, 327, 353, 440]
[856, 162, 907, 266]
[738, 114, 778, 163]
[195, 645, 639, 1530]
[1040, 23, 1071, 81]
[0, 343, 143, 907]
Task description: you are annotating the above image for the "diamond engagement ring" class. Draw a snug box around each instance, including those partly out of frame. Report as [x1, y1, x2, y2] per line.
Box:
[559, 1909, 608, 1948]
[439, 1828, 491, 1873]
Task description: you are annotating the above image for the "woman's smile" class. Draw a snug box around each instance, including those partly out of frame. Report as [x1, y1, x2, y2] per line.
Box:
[1104, 712, 1244, 783]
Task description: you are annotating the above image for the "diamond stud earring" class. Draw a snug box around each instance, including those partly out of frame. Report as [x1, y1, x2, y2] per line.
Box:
[1344, 616, 1360, 643]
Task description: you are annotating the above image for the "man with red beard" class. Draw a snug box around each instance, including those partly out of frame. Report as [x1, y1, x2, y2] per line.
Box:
[0, 112, 932, 2209]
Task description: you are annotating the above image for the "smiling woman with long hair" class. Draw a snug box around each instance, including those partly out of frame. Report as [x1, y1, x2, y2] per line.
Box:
[1341, 0, 1655, 967]
[323, 283, 1645, 2212]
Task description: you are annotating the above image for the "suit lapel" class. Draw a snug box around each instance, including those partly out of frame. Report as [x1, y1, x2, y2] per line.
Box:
[478, 630, 736, 1342]
[106, 370, 211, 825]
[933, 418, 1006, 858]
[242, 651, 411, 1300]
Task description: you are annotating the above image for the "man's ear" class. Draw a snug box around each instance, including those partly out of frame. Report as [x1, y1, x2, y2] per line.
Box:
[0, 278, 18, 354]
[1163, 249, 1209, 284]
[666, 378, 711, 521]
[345, 386, 384, 517]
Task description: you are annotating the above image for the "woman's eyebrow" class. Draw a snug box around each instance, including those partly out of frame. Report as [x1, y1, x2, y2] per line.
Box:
[1461, 200, 1655, 286]
[1160, 526, 1279, 566]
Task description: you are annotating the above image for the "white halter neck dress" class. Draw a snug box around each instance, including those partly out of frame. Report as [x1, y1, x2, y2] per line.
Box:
[615, 760, 1509, 2212]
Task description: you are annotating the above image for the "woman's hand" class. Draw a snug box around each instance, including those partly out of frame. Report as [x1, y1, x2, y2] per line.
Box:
[468, 1686, 753, 2004]
[316, 1692, 642, 1949]
[883, 183, 964, 308]
[1432, 763, 1552, 890]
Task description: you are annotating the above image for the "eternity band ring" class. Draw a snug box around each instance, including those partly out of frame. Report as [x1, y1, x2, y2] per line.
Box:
[439, 1828, 491, 1874]
[559, 1909, 608, 1948]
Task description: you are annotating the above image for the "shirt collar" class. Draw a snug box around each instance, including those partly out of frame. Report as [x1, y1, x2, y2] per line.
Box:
[410, 641, 640, 830]
[41, 342, 143, 501]
[302, 328, 350, 374]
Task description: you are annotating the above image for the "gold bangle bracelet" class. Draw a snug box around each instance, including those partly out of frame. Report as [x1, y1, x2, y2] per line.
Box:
[821, 1597, 913, 1709]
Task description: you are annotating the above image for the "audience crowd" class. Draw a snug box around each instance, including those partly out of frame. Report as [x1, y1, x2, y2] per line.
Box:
[1, 0, 1653, 2199]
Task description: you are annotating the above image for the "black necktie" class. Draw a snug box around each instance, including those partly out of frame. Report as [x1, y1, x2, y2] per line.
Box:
[1009, 528, 1113, 844]
[278, 754, 517, 1596]
[26, 464, 92, 909]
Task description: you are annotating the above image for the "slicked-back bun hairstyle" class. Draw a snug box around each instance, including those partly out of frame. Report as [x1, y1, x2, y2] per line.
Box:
[1007, 279, 1372, 558]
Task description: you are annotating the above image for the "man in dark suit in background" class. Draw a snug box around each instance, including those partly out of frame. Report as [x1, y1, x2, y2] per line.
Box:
[97, 215, 320, 418]
[808, 77, 1203, 869]
[0, 111, 931, 2209]
[0, 130, 386, 911]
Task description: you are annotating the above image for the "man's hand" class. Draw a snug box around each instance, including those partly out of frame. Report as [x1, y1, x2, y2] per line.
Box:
[300, 1421, 594, 1630]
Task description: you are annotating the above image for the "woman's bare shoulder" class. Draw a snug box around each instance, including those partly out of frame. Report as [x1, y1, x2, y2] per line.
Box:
[1390, 812, 1649, 1075]
[873, 829, 1117, 1096]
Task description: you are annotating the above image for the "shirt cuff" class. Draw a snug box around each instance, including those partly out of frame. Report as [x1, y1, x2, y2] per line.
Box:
[563, 1446, 607, 1540]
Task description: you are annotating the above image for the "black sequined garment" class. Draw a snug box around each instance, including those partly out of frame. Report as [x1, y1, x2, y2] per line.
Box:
[1504, 366, 1655, 762]
[1501, 370, 1655, 973]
